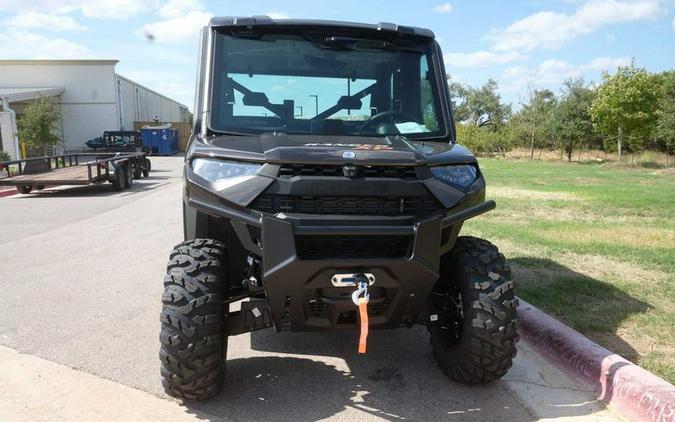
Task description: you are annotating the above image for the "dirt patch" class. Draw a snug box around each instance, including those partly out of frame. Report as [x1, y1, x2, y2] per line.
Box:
[487, 186, 581, 201]
[652, 168, 675, 176]
[489, 206, 601, 223]
[547, 226, 675, 248]
[482, 236, 671, 286]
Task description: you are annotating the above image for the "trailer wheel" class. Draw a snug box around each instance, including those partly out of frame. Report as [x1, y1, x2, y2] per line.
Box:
[112, 167, 125, 191]
[160, 239, 227, 400]
[142, 159, 151, 177]
[429, 236, 519, 384]
[17, 185, 32, 194]
[123, 165, 133, 189]
[133, 164, 143, 179]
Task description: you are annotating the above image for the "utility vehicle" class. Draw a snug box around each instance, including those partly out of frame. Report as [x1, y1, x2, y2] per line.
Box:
[160, 16, 518, 400]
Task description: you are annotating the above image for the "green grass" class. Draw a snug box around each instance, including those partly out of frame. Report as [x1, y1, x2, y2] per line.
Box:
[463, 159, 675, 383]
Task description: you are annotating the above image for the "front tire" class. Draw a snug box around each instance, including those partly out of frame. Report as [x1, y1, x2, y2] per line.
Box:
[160, 239, 227, 400]
[429, 236, 519, 384]
[18, 185, 32, 194]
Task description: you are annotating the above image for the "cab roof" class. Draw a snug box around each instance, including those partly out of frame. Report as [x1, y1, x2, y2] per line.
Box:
[208, 16, 435, 39]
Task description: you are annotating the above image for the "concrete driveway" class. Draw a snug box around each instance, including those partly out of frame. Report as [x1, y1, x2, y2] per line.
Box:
[0, 156, 619, 421]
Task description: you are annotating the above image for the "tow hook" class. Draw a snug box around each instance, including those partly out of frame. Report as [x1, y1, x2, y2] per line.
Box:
[350, 276, 370, 354]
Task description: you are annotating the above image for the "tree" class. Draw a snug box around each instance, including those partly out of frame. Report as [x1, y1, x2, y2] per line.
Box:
[455, 123, 484, 153]
[451, 79, 511, 131]
[655, 71, 675, 164]
[17, 97, 61, 156]
[549, 78, 595, 162]
[519, 88, 557, 159]
[590, 65, 661, 162]
[447, 77, 470, 120]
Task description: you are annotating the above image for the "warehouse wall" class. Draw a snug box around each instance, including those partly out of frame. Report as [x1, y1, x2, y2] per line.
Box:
[0, 61, 189, 153]
[0, 60, 120, 152]
[115, 75, 189, 131]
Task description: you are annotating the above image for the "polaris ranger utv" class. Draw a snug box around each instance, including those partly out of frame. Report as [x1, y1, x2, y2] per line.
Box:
[160, 16, 518, 400]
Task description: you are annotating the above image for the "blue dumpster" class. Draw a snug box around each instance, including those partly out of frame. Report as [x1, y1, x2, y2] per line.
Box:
[140, 128, 178, 156]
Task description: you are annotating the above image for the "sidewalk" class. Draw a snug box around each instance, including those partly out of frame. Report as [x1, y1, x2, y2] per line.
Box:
[0, 346, 214, 422]
[0, 342, 620, 422]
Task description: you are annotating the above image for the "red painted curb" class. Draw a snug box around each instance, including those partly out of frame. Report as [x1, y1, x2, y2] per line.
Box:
[0, 188, 17, 198]
[518, 299, 675, 422]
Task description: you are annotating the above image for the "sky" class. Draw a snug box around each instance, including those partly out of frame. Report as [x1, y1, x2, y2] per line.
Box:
[1, 0, 674, 112]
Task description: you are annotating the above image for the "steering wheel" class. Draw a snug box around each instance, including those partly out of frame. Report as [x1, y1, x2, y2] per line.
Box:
[357, 110, 421, 135]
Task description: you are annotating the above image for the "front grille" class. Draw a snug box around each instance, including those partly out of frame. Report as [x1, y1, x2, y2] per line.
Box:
[252, 194, 440, 216]
[279, 164, 417, 180]
[295, 235, 413, 260]
[307, 299, 329, 317]
[306, 295, 392, 319]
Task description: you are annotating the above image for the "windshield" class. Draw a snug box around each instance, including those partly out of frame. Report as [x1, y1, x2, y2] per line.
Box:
[210, 30, 446, 138]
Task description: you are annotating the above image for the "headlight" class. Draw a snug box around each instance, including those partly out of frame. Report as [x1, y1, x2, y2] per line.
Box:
[191, 158, 261, 189]
[430, 165, 477, 188]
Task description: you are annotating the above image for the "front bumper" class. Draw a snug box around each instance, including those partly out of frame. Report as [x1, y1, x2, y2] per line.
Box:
[261, 214, 441, 330]
[184, 160, 494, 331]
[187, 187, 494, 331]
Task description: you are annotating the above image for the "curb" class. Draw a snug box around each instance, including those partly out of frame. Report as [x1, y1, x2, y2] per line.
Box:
[517, 299, 675, 422]
[0, 188, 17, 198]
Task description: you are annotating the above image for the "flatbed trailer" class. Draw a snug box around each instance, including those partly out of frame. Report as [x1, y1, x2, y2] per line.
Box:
[0, 152, 151, 194]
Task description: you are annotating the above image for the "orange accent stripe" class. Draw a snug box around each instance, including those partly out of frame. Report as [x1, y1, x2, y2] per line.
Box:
[358, 298, 369, 354]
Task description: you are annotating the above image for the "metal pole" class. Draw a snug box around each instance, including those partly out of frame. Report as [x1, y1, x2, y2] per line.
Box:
[309, 95, 319, 116]
[347, 79, 351, 115]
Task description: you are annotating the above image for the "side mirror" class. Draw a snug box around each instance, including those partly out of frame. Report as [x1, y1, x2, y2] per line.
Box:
[337, 96, 362, 110]
[242, 92, 270, 107]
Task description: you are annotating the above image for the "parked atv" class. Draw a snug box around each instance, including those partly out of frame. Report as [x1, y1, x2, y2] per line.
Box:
[160, 16, 519, 400]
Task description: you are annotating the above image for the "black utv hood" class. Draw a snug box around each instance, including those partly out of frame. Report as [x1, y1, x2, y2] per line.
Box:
[200, 133, 475, 166]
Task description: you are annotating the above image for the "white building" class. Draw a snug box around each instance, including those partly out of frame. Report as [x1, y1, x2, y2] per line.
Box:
[0, 60, 190, 158]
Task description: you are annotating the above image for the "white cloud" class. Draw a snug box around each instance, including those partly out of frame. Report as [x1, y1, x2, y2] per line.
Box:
[158, 0, 204, 19]
[672, 18, 675, 30]
[3, 11, 86, 32]
[586, 56, 631, 70]
[138, 10, 212, 44]
[433, 3, 453, 13]
[0, 0, 158, 19]
[266, 11, 290, 19]
[502, 56, 631, 92]
[502, 60, 582, 92]
[489, 0, 666, 52]
[0, 30, 90, 59]
[444, 50, 527, 68]
[81, 0, 158, 19]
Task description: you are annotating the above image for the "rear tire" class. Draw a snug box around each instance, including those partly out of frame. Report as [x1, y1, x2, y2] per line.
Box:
[112, 168, 124, 191]
[17, 185, 32, 194]
[124, 165, 133, 188]
[429, 236, 519, 384]
[142, 159, 151, 177]
[160, 239, 227, 400]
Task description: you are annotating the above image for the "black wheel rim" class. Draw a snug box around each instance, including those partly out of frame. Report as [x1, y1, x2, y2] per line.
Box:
[433, 288, 464, 345]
